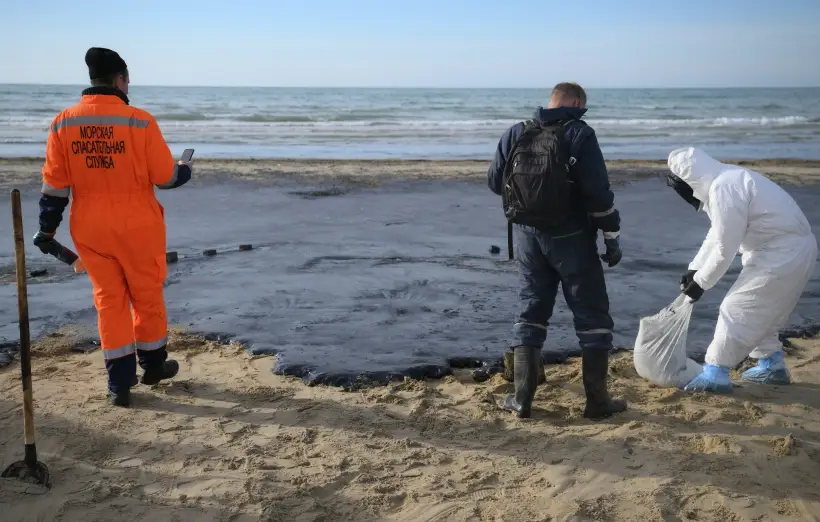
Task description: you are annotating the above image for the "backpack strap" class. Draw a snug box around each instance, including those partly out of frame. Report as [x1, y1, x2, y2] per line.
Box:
[561, 119, 591, 167]
[503, 119, 538, 179]
[509, 118, 589, 169]
[507, 221, 514, 260]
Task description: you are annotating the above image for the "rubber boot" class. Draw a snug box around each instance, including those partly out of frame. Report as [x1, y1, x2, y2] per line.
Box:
[139, 345, 180, 385]
[581, 347, 627, 420]
[503, 350, 514, 381]
[503, 348, 546, 384]
[502, 346, 540, 418]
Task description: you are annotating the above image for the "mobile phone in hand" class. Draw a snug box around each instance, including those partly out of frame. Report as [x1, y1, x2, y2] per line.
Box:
[180, 148, 195, 162]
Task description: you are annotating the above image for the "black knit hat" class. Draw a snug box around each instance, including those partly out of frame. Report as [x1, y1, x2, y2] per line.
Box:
[85, 47, 128, 80]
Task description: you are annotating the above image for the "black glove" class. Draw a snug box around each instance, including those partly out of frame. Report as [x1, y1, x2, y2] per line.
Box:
[682, 279, 704, 302]
[600, 237, 622, 267]
[32, 231, 55, 255]
[32, 231, 78, 265]
[680, 269, 697, 291]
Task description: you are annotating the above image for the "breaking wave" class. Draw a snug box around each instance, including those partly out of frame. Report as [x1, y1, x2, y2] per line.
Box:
[150, 115, 813, 128]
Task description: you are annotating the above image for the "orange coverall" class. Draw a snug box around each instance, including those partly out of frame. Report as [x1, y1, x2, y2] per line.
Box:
[41, 89, 183, 373]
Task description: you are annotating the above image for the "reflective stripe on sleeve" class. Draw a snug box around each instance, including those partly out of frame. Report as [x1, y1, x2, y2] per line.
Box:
[590, 208, 616, 218]
[41, 182, 70, 198]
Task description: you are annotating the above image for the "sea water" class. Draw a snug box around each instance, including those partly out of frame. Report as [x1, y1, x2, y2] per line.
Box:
[2, 85, 819, 160]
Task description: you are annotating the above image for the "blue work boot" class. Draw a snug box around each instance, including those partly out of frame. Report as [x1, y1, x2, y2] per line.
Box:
[741, 350, 791, 385]
[106, 353, 138, 407]
[138, 345, 180, 386]
[683, 364, 733, 393]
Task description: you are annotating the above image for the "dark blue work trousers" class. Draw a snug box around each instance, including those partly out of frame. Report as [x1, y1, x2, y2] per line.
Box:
[513, 224, 614, 351]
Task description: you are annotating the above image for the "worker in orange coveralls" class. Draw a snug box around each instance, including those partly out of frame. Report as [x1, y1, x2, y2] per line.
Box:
[36, 47, 193, 407]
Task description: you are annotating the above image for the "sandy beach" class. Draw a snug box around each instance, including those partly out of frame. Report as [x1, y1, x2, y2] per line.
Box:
[1, 157, 819, 521]
[3, 157, 820, 190]
[1, 329, 820, 521]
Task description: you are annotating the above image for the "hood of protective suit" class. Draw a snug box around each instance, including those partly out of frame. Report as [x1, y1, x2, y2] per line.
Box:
[667, 147, 727, 206]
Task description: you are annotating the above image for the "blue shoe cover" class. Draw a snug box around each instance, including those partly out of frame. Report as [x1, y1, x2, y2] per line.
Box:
[741, 350, 791, 385]
[684, 364, 733, 393]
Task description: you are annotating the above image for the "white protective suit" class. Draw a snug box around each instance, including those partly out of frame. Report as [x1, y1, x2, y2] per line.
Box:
[668, 147, 818, 368]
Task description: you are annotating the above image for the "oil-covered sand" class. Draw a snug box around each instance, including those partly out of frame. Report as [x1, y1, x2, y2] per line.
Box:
[1, 158, 819, 521]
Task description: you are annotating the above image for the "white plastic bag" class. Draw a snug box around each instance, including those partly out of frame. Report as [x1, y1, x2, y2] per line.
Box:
[633, 294, 703, 388]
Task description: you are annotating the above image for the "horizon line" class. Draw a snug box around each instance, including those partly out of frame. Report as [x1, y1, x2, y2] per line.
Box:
[2, 82, 819, 90]
[3, 155, 818, 163]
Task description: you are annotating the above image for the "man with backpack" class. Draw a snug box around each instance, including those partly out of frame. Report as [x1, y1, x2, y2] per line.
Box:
[487, 82, 626, 420]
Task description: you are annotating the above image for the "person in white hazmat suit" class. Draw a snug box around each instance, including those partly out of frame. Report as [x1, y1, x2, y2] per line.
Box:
[666, 147, 817, 393]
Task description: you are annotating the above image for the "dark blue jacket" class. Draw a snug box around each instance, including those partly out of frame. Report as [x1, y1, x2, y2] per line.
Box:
[487, 106, 620, 238]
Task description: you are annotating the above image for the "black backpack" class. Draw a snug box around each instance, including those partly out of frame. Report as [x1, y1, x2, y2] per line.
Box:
[501, 118, 588, 229]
